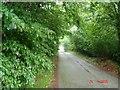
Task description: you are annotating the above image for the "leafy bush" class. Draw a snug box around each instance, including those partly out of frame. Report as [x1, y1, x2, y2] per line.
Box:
[1, 3, 62, 88]
[65, 2, 119, 61]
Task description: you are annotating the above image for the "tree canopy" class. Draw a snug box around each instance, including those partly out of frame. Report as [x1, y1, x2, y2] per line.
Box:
[63, 2, 120, 61]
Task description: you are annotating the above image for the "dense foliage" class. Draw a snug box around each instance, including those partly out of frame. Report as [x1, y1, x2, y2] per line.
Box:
[1, 2, 68, 88]
[63, 2, 120, 63]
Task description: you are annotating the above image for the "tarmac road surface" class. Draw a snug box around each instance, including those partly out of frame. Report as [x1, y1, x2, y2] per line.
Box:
[58, 51, 118, 88]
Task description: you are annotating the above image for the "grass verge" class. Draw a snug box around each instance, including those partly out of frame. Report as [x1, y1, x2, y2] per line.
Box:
[29, 55, 58, 88]
[27, 59, 57, 88]
[33, 70, 54, 88]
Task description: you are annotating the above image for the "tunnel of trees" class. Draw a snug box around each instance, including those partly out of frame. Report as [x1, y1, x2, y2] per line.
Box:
[1, 1, 120, 88]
